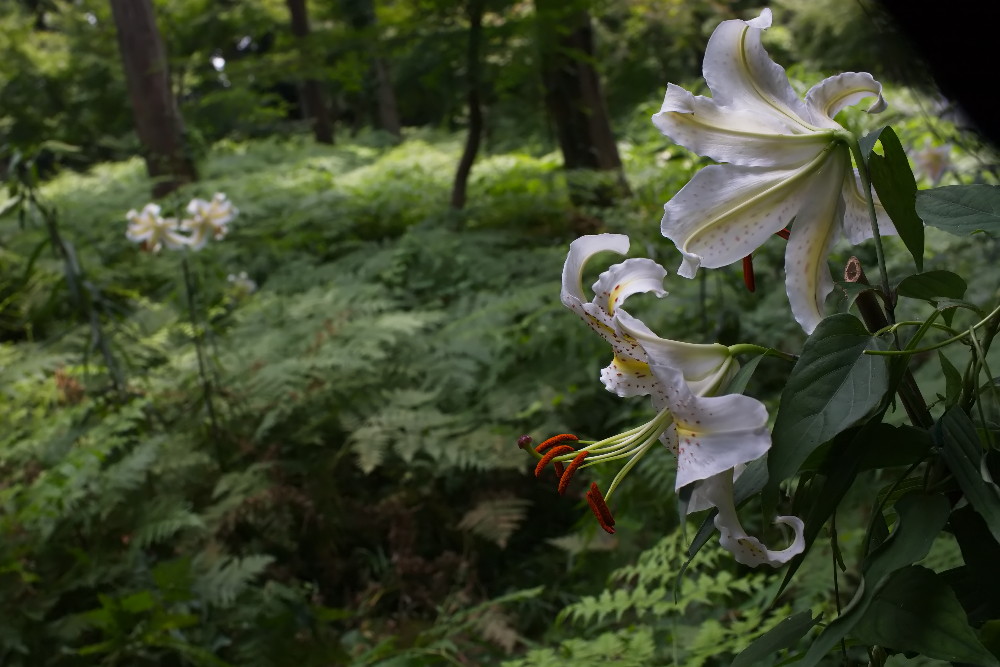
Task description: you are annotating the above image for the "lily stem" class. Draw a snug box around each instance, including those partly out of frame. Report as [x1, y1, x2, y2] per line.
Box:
[181, 254, 220, 441]
[849, 139, 894, 325]
[845, 257, 931, 428]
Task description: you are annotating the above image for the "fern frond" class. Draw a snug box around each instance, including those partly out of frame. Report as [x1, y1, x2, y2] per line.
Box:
[457, 497, 531, 549]
[194, 554, 275, 608]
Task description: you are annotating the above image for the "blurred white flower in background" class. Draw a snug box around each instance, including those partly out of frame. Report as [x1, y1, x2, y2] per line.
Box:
[911, 139, 952, 185]
[182, 193, 238, 251]
[227, 271, 257, 296]
[125, 203, 188, 253]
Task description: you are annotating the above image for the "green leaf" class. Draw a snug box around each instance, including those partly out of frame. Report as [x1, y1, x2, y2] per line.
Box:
[939, 351, 963, 408]
[946, 506, 1000, 624]
[770, 314, 889, 484]
[867, 127, 924, 271]
[723, 353, 764, 395]
[798, 423, 931, 472]
[934, 407, 1000, 543]
[916, 184, 1000, 236]
[854, 565, 999, 666]
[800, 493, 950, 666]
[896, 270, 967, 303]
[731, 610, 821, 667]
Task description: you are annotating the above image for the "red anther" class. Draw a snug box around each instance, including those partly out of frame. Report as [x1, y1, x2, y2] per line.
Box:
[517, 435, 533, 450]
[553, 461, 565, 477]
[535, 433, 578, 454]
[742, 255, 756, 293]
[534, 445, 575, 478]
[776, 228, 791, 240]
[586, 483, 616, 534]
[558, 451, 589, 496]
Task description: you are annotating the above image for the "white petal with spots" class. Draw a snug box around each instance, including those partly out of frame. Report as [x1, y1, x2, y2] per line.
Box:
[700, 470, 805, 567]
[652, 364, 770, 489]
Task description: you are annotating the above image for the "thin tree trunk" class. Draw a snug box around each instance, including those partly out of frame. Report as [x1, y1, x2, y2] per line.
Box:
[450, 0, 485, 210]
[109, 0, 197, 198]
[286, 0, 334, 144]
[535, 0, 629, 206]
[373, 57, 402, 138]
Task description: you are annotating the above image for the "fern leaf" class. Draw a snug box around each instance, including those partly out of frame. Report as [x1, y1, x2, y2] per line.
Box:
[457, 497, 530, 549]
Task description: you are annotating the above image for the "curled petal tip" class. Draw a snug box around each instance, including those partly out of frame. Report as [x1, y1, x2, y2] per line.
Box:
[677, 250, 702, 279]
[866, 93, 888, 114]
[745, 7, 772, 30]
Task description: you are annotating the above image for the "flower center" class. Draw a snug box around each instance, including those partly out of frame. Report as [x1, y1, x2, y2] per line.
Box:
[521, 408, 675, 533]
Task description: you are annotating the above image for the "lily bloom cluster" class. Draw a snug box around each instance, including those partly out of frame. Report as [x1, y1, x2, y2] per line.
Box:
[526, 234, 804, 567]
[523, 8, 895, 567]
[125, 193, 237, 253]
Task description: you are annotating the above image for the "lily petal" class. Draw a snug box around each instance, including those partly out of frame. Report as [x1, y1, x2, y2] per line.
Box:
[662, 161, 818, 277]
[804, 72, 887, 127]
[591, 258, 668, 316]
[560, 234, 630, 307]
[614, 309, 735, 398]
[561, 235, 670, 399]
[652, 364, 770, 489]
[784, 149, 849, 333]
[653, 85, 833, 168]
[841, 169, 897, 244]
[701, 470, 805, 567]
[701, 9, 815, 132]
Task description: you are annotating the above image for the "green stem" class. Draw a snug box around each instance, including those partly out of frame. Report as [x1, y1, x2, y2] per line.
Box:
[865, 302, 1000, 356]
[727, 344, 797, 362]
[849, 139, 894, 324]
[872, 320, 957, 338]
[969, 329, 998, 448]
[181, 254, 219, 439]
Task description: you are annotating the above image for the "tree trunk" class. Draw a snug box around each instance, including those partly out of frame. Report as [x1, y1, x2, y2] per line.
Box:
[342, 0, 402, 139]
[535, 0, 629, 206]
[373, 57, 402, 139]
[286, 0, 334, 144]
[450, 0, 485, 210]
[109, 0, 197, 198]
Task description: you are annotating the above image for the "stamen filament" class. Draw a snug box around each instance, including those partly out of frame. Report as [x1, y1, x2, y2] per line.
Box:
[742, 255, 756, 292]
[605, 437, 659, 501]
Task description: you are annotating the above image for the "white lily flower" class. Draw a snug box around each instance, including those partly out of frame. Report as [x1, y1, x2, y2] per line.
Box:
[561, 233, 735, 400]
[125, 203, 187, 253]
[538, 232, 805, 563]
[181, 193, 237, 251]
[653, 8, 895, 333]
